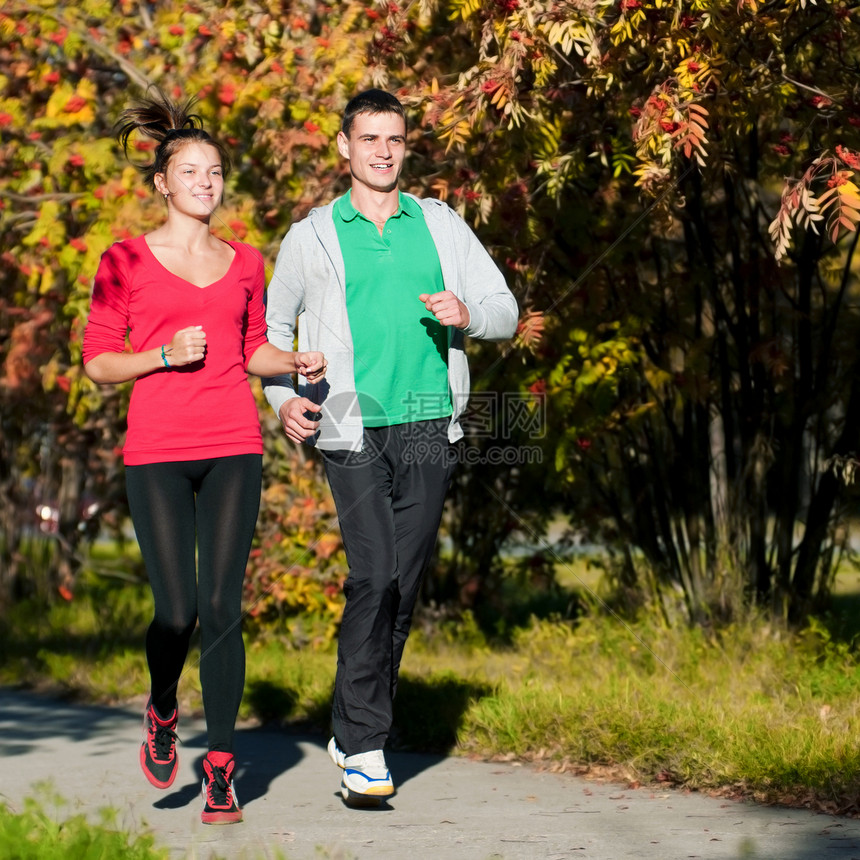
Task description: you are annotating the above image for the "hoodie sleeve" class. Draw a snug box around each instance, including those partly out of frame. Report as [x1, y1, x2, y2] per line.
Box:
[425, 199, 519, 342]
[262, 226, 305, 416]
[458, 218, 519, 342]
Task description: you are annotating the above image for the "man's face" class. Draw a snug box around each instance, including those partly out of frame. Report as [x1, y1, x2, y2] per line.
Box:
[336, 111, 406, 195]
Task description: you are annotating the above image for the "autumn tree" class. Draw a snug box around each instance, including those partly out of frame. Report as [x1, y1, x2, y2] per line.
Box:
[382, 0, 860, 623]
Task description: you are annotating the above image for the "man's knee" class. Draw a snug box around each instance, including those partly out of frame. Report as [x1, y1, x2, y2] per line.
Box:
[344, 570, 398, 606]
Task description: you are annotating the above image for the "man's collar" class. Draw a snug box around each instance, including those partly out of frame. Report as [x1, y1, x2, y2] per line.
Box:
[335, 190, 416, 223]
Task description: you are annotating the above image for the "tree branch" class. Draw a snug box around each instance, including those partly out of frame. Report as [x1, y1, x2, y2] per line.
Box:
[7, 2, 152, 90]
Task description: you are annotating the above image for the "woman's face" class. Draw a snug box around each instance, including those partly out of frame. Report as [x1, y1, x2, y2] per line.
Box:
[155, 141, 224, 218]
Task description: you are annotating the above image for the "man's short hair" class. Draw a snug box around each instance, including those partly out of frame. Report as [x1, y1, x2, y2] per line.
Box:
[342, 89, 406, 138]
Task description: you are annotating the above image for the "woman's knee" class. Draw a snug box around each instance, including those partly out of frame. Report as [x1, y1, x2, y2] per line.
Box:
[199, 594, 242, 633]
[151, 614, 196, 641]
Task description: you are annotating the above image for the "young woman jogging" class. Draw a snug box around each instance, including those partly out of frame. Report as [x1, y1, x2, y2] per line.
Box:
[83, 89, 325, 824]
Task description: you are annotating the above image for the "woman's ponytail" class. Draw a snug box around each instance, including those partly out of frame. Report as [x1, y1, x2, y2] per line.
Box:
[114, 87, 231, 190]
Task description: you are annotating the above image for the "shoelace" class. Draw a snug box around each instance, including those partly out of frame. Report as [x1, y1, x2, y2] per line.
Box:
[206, 764, 233, 806]
[150, 722, 178, 760]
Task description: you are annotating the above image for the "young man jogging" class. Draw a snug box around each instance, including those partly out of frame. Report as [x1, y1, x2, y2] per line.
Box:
[264, 89, 518, 803]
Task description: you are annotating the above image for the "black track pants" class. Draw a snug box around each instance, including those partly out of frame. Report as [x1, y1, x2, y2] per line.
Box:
[322, 419, 455, 755]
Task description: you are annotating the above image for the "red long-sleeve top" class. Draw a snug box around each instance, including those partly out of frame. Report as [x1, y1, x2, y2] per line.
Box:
[82, 235, 269, 466]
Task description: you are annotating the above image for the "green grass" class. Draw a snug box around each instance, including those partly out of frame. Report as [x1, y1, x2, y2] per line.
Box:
[0, 792, 167, 860]
[428, 614, 860, 811]
[0, 789, 296, 860]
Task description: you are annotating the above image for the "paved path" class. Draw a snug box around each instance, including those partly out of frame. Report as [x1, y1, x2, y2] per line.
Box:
[1, 688, 859, 859]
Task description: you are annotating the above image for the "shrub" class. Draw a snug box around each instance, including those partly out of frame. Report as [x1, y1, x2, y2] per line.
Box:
[244, 420, 347, 648]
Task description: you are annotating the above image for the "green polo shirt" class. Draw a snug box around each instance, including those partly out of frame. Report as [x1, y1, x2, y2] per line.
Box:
[334, 191, 452, 427]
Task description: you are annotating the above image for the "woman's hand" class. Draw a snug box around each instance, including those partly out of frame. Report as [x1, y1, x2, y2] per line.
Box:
[84, 324, 205, 384]
[295, 351, 327, 381]
[164, 325, 206, 367]
[246, 344, 326, 379]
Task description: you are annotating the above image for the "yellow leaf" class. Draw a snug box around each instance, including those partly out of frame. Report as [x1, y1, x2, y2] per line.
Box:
[40, 266, 56, 295]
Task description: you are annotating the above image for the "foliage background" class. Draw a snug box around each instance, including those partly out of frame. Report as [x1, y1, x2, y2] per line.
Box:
[2, 0, 860, 634]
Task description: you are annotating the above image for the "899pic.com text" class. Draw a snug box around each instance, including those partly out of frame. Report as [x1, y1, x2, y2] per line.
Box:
[401, 439, 543, 467]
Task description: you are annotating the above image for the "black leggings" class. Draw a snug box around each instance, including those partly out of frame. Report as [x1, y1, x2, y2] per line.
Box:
[126, 453, 262, 753]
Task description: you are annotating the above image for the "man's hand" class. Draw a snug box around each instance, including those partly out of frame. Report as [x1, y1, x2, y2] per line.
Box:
[295, 351, 327, 381]
[419, 291, 470, 329]
[278, 397, 322, 444]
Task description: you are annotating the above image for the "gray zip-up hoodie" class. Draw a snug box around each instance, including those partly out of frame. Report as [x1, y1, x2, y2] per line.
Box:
[263, 193, 519, 451]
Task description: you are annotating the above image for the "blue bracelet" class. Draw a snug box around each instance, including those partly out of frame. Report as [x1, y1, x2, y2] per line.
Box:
[161, 345, 170, 368]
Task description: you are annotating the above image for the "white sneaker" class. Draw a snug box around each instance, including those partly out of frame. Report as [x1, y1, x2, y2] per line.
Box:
[341, 749, 395, 801]
[327, 736, 346, 769]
